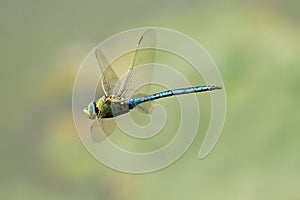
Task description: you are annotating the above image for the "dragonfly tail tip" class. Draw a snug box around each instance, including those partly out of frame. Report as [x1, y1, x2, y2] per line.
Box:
[209, 85, 222, 90]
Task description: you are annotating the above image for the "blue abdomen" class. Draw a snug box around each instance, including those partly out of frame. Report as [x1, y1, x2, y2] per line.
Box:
[128, 85, 221, 109]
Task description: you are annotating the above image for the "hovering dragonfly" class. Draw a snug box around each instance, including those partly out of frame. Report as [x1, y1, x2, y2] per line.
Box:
[83, 29, 222, 141]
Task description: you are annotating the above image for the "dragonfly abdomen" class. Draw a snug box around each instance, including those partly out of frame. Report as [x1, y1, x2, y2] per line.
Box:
[128, 85, 222, 108]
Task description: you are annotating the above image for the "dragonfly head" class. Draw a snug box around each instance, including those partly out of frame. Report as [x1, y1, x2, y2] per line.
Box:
[83, 101, 98, 120]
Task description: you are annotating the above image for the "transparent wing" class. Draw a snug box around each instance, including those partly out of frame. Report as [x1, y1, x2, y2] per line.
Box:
[116, 29, 156, 98]
[131, 91, 153, 114]
[90, 119, 116, 142]
[95, 49, 119, 98]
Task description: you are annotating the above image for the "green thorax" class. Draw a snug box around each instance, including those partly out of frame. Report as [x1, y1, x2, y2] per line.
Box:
[96, 95, 130, 118]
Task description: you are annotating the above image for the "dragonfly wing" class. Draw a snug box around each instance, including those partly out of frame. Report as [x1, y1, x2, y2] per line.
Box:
[95, 49, 119, 98]
[90, 119, 116, 142]
[117, 29, 156, 98]
[131, 92, 153, 114]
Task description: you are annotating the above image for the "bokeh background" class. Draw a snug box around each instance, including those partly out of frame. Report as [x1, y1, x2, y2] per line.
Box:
[1, 0, 300, 199]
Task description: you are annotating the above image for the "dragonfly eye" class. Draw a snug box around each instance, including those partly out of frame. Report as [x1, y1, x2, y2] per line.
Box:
[83, 101, 97, 120]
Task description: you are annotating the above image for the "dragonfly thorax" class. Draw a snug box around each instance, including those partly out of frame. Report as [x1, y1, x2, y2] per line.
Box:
[84, 95, 130, 119]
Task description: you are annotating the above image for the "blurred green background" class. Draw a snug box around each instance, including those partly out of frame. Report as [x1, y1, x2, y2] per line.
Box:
[1, 0, 300, 199]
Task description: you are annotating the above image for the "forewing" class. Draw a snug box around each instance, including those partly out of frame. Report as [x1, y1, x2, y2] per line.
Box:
[117, 29, 156, 98]
[95, 49, 119, 98]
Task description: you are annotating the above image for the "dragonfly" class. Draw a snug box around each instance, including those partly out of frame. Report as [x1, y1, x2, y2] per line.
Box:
[83, 29, 222, 141]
